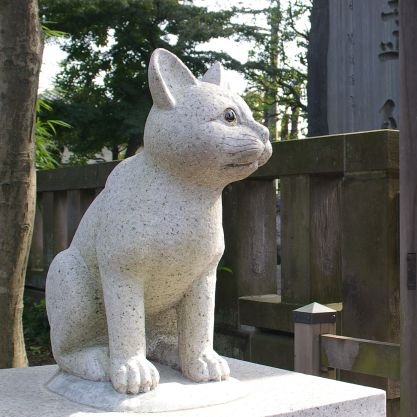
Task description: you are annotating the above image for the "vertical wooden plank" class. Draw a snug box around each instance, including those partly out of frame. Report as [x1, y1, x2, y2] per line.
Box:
[67, 190, 81, 244]
[342, 134, 400, 417]
[388, 400, 400, 417]
[281, 175, 343, 306]
[307, 0, 329, 136]
[94, 187, 104, 197]
[326, 1, 400, 134]
[53, 191, 68, 255]
[217, 179, 277, 328]
[80, 189, 96, 217]
[310, 176, 342, 303]
[341, 172, 400, 343]
[26, 195, 45, 290]
[28, 195, 44, 271]
[281, 175, 311, 303]
[42, 192, 54, 270]
[400, 1, 417, 416]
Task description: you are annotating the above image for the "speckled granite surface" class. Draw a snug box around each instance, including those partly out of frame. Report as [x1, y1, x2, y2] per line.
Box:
[45, 48, 272, 393]
[0, 358, 385, 416]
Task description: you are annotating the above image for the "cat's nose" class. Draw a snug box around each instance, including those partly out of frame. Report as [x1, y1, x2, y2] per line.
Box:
[253, 122, 270, 144]
[261, 126, 270, 144]
[258, 140, 273, 167]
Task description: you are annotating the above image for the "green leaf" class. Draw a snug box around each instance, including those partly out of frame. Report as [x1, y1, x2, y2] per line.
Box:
[35, 97, 71, 169]
[218, 266, 233, 274]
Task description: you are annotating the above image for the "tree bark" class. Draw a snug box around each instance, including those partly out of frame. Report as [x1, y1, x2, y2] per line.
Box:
[111, 145, 120, 161]
[290, 106, 299, 139]
[264, 0, 281, 140]
[400, 1, 417, 415]
[0, 0, 43, 368]
[280, 112, 289, 140]
[125, 134, 143, 158]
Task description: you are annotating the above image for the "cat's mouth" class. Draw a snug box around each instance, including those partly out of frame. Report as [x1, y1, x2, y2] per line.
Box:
[225, 161, 258, 169]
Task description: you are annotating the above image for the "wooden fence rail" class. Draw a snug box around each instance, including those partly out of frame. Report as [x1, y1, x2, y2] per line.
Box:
[321, 334, 400, 380]
[293, 302, 401, 417]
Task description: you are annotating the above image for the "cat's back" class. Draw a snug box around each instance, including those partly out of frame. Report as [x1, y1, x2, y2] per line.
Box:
[104, 152, 144, 191]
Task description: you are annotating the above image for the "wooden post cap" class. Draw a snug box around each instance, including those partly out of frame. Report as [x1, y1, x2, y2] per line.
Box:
[293, 302, 337, 324]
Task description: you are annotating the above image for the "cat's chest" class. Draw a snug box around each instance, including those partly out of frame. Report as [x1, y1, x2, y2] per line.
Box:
[100, 184, 223, 267]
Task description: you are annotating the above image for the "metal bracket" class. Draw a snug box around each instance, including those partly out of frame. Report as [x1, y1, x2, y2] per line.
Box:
[407, 253, 416, 290]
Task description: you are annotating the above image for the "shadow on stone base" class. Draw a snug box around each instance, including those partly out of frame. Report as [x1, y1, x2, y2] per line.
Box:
[47, 362, 248, 412]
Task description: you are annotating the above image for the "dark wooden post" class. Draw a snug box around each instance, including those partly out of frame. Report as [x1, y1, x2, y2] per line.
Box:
[217, 179, 277, 329]
[341, 133, 400, 344]
[42, 192, 55, 270]
[400, 1, 417, 416]
[337, 131, 400, 417]
[293, 302, 336, 376]
[53, 191, 68, 254]
[214, 179, 277, 361]
[281, 174, 342, 305]
[307, 0, 329, 136]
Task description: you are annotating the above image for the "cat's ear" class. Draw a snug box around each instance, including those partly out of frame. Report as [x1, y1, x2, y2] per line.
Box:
[201, 62, 229, 89]
[148, 48, 197, 109]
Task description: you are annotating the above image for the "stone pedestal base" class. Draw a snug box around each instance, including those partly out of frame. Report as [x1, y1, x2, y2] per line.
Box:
[47, 362, 248, 412]
[0, 358, 385, 416]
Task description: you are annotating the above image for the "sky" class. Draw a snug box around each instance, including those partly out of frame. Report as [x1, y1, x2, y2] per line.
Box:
[38, 0, 271, 94]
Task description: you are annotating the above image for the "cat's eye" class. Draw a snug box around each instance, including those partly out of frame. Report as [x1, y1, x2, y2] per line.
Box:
[224, 108, 237, 124]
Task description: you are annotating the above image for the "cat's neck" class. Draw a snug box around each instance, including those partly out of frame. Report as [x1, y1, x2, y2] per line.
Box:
[134, 151, 226, 197]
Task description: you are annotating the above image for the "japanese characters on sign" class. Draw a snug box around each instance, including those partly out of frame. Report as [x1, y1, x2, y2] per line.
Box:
[378, 0, 399, 129]
[379, 0, 399, 61]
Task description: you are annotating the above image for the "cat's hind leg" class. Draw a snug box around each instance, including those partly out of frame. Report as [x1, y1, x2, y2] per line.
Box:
[46, 247, 109, 381]
[146, 307, 179, 368]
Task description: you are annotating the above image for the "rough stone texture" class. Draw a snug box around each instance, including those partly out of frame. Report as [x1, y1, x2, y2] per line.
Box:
[47, 361, 249, 412]
[0, 359, 386, 416]
[45, 48, 272, 395]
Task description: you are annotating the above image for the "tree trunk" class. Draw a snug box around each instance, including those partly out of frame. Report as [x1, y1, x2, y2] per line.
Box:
[264, 0, 281, 141]
[400, 1, 417, 415]
[0, 0, 43, 368]
[111, 145, 120, 161]
[125, 134, 143, 158]
[280, 112, 289, 140]
[290, 106, 299, 139]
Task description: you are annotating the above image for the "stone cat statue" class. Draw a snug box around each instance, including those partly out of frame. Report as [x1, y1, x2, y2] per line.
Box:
[46, 48, 272, 395]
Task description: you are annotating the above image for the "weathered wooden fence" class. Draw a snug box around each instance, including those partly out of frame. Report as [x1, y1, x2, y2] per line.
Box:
[27, 130, 400, 412]
[237, 130, 399, 367]
[27, 162, 118, 290]
[321, 335, 400, 381]
[293, 302, 400, 417]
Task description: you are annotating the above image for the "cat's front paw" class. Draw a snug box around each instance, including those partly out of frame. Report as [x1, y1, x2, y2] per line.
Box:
[110, 355, 159, 394]
[181, 350, 230, 382]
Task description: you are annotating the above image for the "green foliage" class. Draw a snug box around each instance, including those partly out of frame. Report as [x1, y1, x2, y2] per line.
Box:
[39, 1, 311, 156]
[35, 98, 70, 169]
[41, 23, 66, 39]
[39, 0, 253, 159]
[23, 297, 53, 365]
[242, 89, 266, 125]
[242, 0, 311, 140]
[217, 257, 233, 275]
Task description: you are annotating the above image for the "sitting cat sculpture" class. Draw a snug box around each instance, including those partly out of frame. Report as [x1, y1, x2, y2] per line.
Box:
[46, 48, 272, 395]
